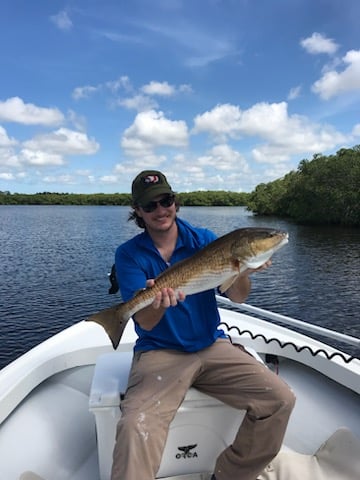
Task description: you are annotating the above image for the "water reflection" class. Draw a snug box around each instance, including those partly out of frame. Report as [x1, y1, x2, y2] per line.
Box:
[0, 205, 359, 368]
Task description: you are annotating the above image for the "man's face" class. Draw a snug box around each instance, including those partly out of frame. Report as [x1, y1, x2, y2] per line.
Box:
[136, 194, 177, 233]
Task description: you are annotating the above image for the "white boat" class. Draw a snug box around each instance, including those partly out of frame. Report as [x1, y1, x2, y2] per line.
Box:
[0, 297, 359, 480]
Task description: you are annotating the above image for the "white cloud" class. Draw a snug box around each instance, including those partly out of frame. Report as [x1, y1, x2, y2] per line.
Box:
[235, 102, 291, 138]
[288, 85, 302, 100]
[193, 101, 348, 163]
[50, 10, 73, 31]
[72, 77, 192, 116]
[118, 94, 158, 112]
[152, 150, 254, 193]
[105, 76, 133, 93]
[23, 128, 99, 155]
[198, 144, 249, 172]
[352, 124, 360, 137]
[141, 81, 176, 96]
[193, 103, 242, 140]
[0, 172, 15, 180]
[76, 169, 92, 176]
[72, 85, 99, 100]
[114, 153, 167, 175]
[193, 102, 293, 140]
[137, 19, 238, 68]
[99, 175, 119, 184]
[0, 126, 99, 171]
[140, 81, 192, 97]
[121, 110, 188, 155]
[179, 84, 193, 94]
[0, 97, 64, 126]
[262, 163, 292, 182]
[43, 174, 76, 184]
[118, 81, 192, 112]
[312, 49, 360, 99]
[170, 162, 206, 190]
[67, 109, 87, 132]
[73, 76, 133, 101]
[116, 156, 170, 177]
[0, 126, 17, 147]
[0, 142, 22, 168]
[73, 77, 134, 101]
[251, 120, 346, 164]
[300, 32, 339, 55]
[20, 149, 65, 166]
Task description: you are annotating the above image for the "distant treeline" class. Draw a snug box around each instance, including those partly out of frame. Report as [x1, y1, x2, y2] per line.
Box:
[0, 192, 133, 206]
[0, 190, 249, 207]
[1, 146, 359, 226]
[248, 146, 360, 226]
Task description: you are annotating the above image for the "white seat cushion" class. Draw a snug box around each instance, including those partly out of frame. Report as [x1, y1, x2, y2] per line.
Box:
[258, 428, 360, 480]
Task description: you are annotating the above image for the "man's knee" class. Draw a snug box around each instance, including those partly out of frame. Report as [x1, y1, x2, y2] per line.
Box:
[116, 410, 149, 440]
[262, 376, 296, 420]
[280, 383, 296, 412]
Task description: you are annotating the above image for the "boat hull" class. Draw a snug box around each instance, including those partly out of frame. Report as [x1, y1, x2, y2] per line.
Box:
[0, 303, 359, 480]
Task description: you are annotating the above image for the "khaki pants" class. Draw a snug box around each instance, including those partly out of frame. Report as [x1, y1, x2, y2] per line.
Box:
[111, 339, 295, 480]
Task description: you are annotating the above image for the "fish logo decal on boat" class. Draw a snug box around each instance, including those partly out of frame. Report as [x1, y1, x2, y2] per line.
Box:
[87, 227, 289, 349]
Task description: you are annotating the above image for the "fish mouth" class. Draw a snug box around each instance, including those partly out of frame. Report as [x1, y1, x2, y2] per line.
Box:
[245, 231, 288, 269]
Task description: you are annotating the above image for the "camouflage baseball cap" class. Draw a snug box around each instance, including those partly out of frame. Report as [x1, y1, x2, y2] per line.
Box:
[131, 170, 174, 206]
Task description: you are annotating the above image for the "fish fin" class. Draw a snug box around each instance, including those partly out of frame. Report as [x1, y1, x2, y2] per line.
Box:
[87, 304, 130, 349]
[219, 274, 239, 293]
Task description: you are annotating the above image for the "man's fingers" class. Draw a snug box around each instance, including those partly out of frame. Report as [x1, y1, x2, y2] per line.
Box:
[152, 287, 185, 310]
[152, 291, 162, 309]
[168, 288, 178, 306]
[161, 289, 171, 308]
[256, 259, 272, 272]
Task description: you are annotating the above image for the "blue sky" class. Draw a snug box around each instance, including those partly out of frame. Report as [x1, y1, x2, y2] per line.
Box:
[1, 0, 360, 194]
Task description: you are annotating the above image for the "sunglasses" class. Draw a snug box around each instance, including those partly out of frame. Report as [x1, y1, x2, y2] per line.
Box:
[140, 194, 175, 213]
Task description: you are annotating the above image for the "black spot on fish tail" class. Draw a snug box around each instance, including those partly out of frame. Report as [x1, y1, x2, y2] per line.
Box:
[87, 303, 130, 349]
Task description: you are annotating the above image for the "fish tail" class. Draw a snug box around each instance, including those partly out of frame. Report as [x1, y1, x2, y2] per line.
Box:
[86, 303, 131, 349]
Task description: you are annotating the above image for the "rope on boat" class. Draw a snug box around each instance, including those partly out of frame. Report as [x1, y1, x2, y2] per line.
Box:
[220, 322, 358, 364]
[216, 296, 360, 348]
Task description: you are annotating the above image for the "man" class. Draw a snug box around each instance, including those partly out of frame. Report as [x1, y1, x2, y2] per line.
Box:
[111, 170, 295, 480]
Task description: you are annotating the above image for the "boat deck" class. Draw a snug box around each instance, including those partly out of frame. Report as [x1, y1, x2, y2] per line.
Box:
[0, 305, 359, 480]
[2, 355, 359, 480]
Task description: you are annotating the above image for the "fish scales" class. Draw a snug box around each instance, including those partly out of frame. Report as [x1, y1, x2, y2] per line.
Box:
[119, 251, 236, 319]
[87, 227, 288, 348]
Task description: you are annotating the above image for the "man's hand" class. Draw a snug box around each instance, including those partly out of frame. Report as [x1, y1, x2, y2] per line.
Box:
[226, 259, 273, 303]
[146, 279, 186, 310]
[134, 280, 186, 331]
[242, 259, 272, 276]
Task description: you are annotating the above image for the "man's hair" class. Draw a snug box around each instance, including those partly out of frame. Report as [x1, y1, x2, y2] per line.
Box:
[128, 197, 180, 229]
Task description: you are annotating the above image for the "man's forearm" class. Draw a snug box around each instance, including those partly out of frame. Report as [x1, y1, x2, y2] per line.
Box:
[134, 303, 166, 330]
[225, 274, 251, 303]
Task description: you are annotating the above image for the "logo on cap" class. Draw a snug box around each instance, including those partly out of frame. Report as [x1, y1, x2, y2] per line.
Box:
[143, 175, 160, 185]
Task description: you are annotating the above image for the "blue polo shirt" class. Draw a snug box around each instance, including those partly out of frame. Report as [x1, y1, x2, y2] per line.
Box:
[115, 217, 226, 352]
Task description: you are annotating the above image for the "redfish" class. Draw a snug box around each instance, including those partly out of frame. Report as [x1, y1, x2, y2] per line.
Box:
[87, 227, 288, 348]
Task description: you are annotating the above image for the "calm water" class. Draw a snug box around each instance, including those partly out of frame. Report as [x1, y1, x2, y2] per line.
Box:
[1, 205, 359, 368]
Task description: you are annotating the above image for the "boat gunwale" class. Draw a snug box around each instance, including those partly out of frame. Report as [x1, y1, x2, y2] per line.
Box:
[0, 304, 359, 426]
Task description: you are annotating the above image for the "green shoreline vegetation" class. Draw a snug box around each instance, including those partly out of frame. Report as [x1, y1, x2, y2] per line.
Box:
[1, 146, 359, 227]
